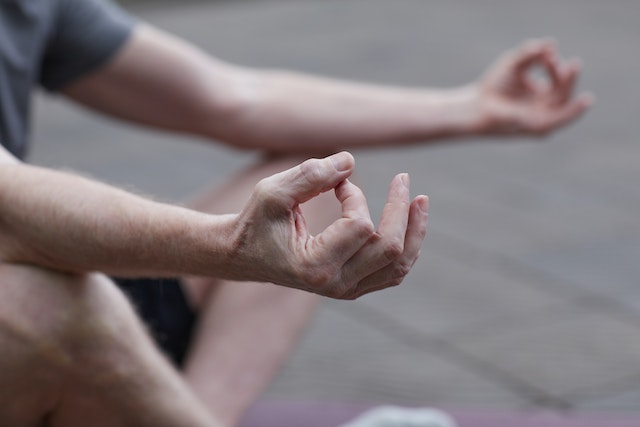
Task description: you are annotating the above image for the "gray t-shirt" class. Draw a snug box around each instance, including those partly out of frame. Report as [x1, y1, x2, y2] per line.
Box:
[0, 0, 136, 159]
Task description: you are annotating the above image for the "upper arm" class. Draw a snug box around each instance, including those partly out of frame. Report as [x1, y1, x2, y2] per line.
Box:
[41, 0, 137, 92]
[61, 24, 250, 139]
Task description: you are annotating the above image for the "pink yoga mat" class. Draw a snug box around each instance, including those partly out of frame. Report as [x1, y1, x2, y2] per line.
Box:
[239, 402, 640, 427]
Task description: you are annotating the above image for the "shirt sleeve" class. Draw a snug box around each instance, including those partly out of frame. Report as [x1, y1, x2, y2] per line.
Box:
[40, 0, 138, 91]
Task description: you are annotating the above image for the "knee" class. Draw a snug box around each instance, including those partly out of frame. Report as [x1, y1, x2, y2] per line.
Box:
[0, 264, 141, 374]
[0, 264, 146, 421]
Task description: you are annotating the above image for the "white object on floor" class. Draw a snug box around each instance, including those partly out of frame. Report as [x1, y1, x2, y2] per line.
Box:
[338, 405, 457, 427]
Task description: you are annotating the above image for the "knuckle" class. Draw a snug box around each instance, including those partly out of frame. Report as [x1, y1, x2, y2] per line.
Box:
[382, 238, 404, 262]
[253, 177, 275, 201]
[375, 261, 412, 290]
[387, 278, 404, 289]
[341, 292, 360, 301]
[252, 177, 285, 211]
[299, 158, 324, 186]
[335, 285, 360, 300]
[352, 217, 375, 238]
[299, 265, 334, 290]
[324, 277, 360, 300]
[393, 261, 412, 278]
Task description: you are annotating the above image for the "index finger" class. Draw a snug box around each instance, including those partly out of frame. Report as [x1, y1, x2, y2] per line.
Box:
[512, 39, 556, 74]
[540, 50, 563, 92]
[308, 179, 374, 265]
[265, 152, 355, 209]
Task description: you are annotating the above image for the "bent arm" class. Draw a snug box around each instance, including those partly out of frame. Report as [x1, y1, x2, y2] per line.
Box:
[63, 25, 591, 153]
[60, 25, 487, 153]
[0, 144, 235, 277]
[0, 146, 428, 298]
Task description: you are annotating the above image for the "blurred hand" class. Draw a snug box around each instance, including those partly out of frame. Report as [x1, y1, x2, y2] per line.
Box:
[477, 38, 593, 136]
[226, 152, 429, 299]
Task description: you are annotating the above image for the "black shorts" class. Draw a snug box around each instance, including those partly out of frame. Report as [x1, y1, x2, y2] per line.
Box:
[113, 277, 196, 367]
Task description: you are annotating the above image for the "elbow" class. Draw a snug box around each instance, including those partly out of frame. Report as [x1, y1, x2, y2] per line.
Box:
[195, 68, 273, 151]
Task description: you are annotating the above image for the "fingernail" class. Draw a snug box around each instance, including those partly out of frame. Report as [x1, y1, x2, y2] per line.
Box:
[418, 195, 429, 214]
[400, 173, 410, 187]
[330, 152, 353, 172]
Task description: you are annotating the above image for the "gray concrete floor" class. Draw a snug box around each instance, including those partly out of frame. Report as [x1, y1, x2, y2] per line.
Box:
[29, 0, 640, 417]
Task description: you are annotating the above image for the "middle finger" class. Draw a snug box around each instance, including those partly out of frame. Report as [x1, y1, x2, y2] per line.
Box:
[342, 173, 412, 283]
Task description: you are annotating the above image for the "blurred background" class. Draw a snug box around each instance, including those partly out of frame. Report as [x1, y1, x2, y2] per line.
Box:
[29, 0, 640, 424]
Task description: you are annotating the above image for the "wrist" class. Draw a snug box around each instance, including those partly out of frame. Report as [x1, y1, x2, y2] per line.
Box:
[188, 212, 239, 278]
[413, 84, 489, 140]
[447, 84, 491, 136]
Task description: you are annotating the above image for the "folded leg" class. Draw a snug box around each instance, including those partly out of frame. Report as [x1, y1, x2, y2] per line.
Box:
[0, 263, 219, 427]
[181, 155, 341, 427]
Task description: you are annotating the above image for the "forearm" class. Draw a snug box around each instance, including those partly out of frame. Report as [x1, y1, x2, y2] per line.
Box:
[213, 70, 485, 152]
[0, 161, 235, 277]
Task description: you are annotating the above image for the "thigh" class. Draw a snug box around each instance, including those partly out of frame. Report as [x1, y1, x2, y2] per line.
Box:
[178, 154, 340, 425]
[0, 264, 214, 427]
[0, 263, 147, 426]
[0, 263, 86, 426]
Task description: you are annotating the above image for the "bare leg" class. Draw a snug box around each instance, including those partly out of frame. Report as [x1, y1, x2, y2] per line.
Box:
[182, 155, 341, 427]
[0, 263, 219, 427]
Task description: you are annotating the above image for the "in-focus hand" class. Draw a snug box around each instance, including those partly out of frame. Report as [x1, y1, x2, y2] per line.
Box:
[226, 152, 429, 299]
[477, 38, 593, 136]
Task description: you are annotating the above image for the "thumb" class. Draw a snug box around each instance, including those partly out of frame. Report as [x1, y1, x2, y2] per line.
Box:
[266, 152, 355, 208]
